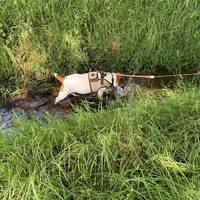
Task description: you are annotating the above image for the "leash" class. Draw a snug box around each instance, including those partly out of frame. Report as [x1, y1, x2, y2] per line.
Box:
[117, 73, 155, 79]
[117, 72, 200, 79]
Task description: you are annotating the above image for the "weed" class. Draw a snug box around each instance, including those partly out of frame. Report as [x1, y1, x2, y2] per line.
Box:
[0, 0, 200, 86]
[0, 87, 199, 199]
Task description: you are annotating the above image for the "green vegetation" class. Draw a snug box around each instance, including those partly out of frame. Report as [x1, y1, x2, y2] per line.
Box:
[0, 0, 200, 89]
[0, 1, 200, 198]
[0, 87, 199, 199]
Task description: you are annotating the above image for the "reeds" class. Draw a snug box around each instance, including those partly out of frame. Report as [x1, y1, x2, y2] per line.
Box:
[0, 0, 199, 84]
[0, 87, 199, 199]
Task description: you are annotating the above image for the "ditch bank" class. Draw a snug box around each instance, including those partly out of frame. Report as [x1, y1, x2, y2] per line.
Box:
[0, 71, 198, 137]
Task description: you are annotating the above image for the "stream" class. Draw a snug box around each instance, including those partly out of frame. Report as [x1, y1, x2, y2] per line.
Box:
[0, 95, 69, 138]
[0, 86, 111, 138]
[0, 72, 194, 138]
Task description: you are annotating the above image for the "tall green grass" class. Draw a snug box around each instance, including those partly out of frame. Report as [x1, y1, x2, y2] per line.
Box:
[0, 87, 199, 199]
[0, 0, 200, 87]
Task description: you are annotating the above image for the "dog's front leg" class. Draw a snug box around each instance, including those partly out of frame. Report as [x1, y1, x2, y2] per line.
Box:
[55, 91, 70, 104]
[97, 87, 109, 101]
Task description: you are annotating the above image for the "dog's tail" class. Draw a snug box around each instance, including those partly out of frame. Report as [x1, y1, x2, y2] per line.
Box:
[54, 73, 64, 83]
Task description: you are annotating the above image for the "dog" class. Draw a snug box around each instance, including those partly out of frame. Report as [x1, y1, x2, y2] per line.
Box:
[54, 72, 126, 104]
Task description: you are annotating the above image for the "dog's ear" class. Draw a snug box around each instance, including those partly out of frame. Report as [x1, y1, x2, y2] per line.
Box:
[117, 75, 126, 85]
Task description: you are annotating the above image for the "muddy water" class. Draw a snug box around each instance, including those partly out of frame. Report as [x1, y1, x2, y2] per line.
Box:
[0, 87, 103, 137]
[0, 71, 198, 137]
[0, 89, 69, 137]
[0, 104, 70, 137]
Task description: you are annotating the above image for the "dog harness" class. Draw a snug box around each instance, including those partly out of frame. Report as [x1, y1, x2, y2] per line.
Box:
[88, 72, 114, 93]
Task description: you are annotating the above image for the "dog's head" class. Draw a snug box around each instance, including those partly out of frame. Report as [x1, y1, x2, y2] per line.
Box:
[111, 73, 126, 87]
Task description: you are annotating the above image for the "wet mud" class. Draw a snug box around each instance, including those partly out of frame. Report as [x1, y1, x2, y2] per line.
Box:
[0, 86, 105, 137]
[0, 69, 199, 137]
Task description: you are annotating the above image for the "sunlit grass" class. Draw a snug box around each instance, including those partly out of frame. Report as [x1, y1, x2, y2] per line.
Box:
[0, 87, 199, 199]
[0, 0, 200, 87]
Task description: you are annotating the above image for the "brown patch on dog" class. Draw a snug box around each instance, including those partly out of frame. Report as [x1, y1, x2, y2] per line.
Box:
[117, 75, 126, 85]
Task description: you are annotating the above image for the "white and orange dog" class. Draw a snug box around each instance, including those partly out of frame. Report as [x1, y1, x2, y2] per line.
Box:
[54, 72, 126, 104]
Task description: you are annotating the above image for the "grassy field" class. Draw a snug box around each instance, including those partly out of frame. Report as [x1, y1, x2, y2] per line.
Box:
[0, 0, 200, 90]
[0, 86, 199, 199]
[0, 1, 200, 199]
